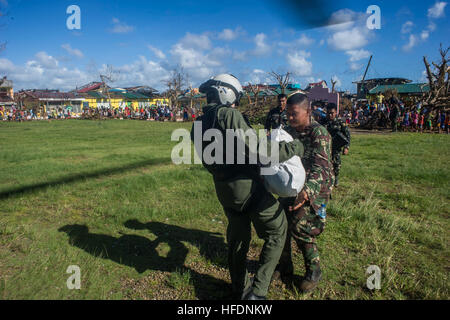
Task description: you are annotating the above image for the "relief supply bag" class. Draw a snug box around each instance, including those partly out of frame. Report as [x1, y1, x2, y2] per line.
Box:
[262, 128, 306, 197]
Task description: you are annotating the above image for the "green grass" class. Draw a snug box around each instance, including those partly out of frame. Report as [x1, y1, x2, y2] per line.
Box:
[0, 119, 448, 300]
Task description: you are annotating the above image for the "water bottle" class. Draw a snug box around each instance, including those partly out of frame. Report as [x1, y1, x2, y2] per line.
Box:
[317, 204, 326, 219]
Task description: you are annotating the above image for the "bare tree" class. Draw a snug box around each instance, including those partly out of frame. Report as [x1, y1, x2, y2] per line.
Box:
[268, 71, 291, 94]
[163, 66, 188, 110]
[423, 44, 449, 111]
[99, 64, 119, 110]
[246, 83, 262, 107]
[331, 77, 337, 93]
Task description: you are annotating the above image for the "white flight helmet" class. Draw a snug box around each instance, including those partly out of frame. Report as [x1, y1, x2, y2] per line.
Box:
[199, 73, 244, 106]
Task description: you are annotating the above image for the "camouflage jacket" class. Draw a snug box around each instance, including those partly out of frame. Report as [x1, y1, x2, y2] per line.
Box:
[326, 118, 351, 154]
[264, 106, 288, 131]
[285, 119, 334, 211]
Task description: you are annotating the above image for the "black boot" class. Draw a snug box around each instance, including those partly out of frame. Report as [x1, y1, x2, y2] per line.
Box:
[299, 266, 322, 293]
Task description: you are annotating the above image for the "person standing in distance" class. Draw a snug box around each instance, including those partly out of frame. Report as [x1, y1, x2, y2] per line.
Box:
[325, 103, 351, 187]
[191, 74, 304, 300]
[273, 93, 334, 293]
[265, 94, 288, 131]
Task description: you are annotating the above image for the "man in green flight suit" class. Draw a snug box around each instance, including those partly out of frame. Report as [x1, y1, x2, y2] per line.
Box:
[325, 103, 351, 187]
[273, 93, 334, 293]
[191, 74, 304, 300]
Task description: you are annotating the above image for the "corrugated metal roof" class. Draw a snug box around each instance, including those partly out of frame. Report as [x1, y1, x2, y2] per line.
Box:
[369, 83, 430, 94]
[119, 92, 151, 99]
[77, 82, 104, 93]
[22, 90, 80, 100]
[86, 91, 107, 99]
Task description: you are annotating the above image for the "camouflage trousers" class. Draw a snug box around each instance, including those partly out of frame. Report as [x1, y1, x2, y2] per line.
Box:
[277, 199, 326, 273]
[391, 118, 398, 132]
[332, 152, 342, 180]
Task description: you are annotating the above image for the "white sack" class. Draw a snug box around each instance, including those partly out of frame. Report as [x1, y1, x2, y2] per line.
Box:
[263, 128, 305, 197]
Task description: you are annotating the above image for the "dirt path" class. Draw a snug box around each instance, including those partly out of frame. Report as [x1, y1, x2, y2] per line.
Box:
[349, 128, 393, 135]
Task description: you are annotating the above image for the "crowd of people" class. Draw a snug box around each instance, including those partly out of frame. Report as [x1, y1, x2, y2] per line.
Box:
[309, 98, 449, 134]
[0, 105, 200, 122]
[345, 100, 449, 133]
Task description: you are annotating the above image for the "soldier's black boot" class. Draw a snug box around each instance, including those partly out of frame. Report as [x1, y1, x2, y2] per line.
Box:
[334, 176, 339, 187]
[299, 266, 322, 293]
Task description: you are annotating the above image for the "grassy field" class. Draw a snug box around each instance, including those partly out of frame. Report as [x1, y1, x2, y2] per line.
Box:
[0, 119, 449, 300]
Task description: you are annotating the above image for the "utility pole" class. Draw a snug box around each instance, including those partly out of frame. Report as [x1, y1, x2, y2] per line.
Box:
[359, 55, 373, 99]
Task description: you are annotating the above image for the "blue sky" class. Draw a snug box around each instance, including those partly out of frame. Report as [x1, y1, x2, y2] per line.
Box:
[0, 0, 448, 92]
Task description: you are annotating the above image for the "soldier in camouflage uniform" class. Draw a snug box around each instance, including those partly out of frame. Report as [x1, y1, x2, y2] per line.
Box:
[273, 93, 334, 293]
[264, 94, 288, 131]
[325, 104, 350, 187]
[192, 75, 304, 300]
[389, 103, 400, 132]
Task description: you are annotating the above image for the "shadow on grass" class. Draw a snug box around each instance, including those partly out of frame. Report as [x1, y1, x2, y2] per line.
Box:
[58, 221, 230, 300]
[0, 157, 171, 200]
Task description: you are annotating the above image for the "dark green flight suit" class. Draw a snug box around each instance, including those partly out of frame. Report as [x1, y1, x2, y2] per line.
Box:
[192, 103, 304, 298]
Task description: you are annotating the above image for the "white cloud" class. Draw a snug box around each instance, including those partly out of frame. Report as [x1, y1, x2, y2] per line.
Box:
[170, 45, 216, 82]
[325, 9, 374, 52]
[326, 9, 359, 31]
[349, 62, 362, 71]
[420, 70, 428, 82]
[421, 30, 430, 40]
[296, 34, 314, 46]
[148, 45, 166, 60]
[61, 44, 84, 58]
[180, 32, 211, 50]
[110, 18, 134, 34]
[35, 51, 59, 69]
[401, 21, 414, 34]
[327, 27, 369, 51]
[0, 51, 174, 91]
[427, 22, 437, 31]
[0, 55, 91, 90]
[346, 49, 371, 62]
[286, 51, 312, 76]
[401, 1, 445, 52]
[0, 58, 14, 72]
[331, 75, 342, 88]
[233, 50, 247, 61]
[252, 33, 271, 56]
[402, 34, 418, 51]
[278, 34, 314, 50]
[218, 27, 244, 41]
[427, 2, 447, 18]
[106, 56, 169, 88]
